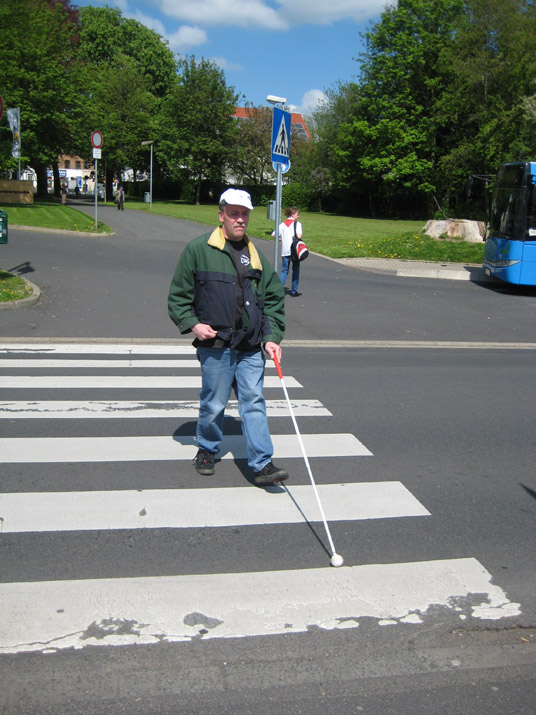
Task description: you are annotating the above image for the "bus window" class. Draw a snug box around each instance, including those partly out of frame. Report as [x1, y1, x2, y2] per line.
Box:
[489, 163, 529, 240]
[528, 181, 536, 233]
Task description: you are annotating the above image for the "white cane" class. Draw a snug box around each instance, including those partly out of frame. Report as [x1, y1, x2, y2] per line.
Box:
[273, 354, 344, 567]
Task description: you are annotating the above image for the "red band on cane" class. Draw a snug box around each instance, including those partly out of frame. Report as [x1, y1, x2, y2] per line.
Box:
[273, 354, 284, 380]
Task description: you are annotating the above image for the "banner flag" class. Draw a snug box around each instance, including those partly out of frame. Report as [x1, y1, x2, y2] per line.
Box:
[7, 108, 21, 159]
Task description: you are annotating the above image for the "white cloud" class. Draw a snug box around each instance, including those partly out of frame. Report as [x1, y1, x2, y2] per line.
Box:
[289, 89, 328, 116]
[159, 0, 287, 30]
[88, 0, 386, 32]
[276, 0, 387, 26]
[127, 10, 167, 35]
[167, 26, 208, 52]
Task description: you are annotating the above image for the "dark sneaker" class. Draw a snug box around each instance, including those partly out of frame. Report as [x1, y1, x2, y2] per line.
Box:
[195, 448, 215, 476]
[254, 462, 289, 485]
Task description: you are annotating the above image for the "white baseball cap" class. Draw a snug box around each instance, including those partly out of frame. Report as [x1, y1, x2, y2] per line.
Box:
[219, 188, 254, 210]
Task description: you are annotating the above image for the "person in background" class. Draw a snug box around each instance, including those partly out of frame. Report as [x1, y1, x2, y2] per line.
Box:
[276, 207, 303, 297]
[167, 188, 289, 486]
[116, 185, 125, 211]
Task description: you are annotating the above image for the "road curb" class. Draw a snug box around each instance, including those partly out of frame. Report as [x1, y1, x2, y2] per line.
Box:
[9, 225, 112, 237]
[0, 277, 41, 310]
[330, 256, 490, 282]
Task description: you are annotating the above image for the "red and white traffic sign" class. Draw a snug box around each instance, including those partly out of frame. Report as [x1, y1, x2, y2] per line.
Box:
[91, 130, 103, 149]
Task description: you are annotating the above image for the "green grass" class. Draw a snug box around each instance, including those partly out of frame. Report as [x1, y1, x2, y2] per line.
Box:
[3, 201, 111, 233]
[127, 200, 485, 263]
[0, 269, 32, 303]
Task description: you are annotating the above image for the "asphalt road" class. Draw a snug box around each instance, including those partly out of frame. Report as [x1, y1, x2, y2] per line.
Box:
[1, 205, 535, 714]
[1, 201, 535, 343]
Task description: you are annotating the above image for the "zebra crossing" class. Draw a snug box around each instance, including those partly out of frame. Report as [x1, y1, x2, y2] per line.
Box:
[0, 342, 521, 655]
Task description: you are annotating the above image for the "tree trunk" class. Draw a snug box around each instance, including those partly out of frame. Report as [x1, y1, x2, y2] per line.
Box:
[52, 164, 61, 199]
[33, 162, 50, 199]
[106, 166, 114, 202]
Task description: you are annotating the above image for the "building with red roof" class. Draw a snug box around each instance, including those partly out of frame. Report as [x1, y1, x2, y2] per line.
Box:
[233, 107, 311, 141]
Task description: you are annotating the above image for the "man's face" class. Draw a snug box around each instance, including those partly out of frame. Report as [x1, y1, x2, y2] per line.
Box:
[219, 204, 250, 242]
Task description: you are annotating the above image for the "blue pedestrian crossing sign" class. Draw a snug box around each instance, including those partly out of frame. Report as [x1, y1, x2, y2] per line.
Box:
[271, 106, 291, 168]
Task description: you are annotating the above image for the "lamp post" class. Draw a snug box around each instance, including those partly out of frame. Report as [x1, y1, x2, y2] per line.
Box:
[266, 95, 287, 269]
[141, 140, 153, 209]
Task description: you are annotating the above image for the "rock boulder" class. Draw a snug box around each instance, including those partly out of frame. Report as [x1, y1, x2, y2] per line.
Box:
[423, 219, 485, 243]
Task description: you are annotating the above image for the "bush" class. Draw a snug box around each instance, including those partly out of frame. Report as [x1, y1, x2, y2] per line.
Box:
[281, 182, 313, 210]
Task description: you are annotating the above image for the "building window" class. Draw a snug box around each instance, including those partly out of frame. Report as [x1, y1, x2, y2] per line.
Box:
[75, 161, 81, 169]
[64, 160, 71, 169]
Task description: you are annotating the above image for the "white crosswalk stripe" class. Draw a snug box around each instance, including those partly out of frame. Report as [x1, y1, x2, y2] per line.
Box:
[0, 343, 196, 354]
[0, 375, 301, 388]
[0, 559, 519, 655]
[0, 482, 430, 532]
[0, 433, 371, 463]
[0, 341, 521, 654]
[0, 358, 204, 368]
[0, 398, 330, 419]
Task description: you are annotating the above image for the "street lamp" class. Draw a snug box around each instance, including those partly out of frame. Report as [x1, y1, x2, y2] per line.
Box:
[266, 95, 287, 268]
[266, 95, 286, 105]
[141, 140, 153, 209]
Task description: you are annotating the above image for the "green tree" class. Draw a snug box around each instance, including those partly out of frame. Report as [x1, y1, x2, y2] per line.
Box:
[312, 82, 361, 212]
[337, 0, 464, 216]
[76, 6, 177, 197]
[89, 55, 156, 197]
[77, 6, 176, 99]
[226, 104, 272, 187]
[158, 56, 238, 203]
[438, 0, 536, 213]
[0, 0, 84, 196]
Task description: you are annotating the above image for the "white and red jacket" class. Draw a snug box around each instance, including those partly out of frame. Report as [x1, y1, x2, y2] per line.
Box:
[278, 218, 303, 257]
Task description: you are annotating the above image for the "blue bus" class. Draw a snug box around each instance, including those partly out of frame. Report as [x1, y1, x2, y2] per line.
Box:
[483, 161, 536, 285]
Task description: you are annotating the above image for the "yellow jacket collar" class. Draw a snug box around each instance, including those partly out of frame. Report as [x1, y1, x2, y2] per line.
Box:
[208, 227, 262, 271]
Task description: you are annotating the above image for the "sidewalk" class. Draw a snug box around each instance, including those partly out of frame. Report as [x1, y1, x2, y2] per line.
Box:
[329, 256, 489, 282]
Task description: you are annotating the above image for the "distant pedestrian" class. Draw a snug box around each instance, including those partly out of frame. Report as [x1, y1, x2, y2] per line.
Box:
[60, 183, 67, 205]
[276, 207, 303, 297]
[116, 185, 125, 211]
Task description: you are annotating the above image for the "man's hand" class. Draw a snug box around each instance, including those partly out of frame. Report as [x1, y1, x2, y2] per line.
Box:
[192, 323, 217, 341]
[264, 341, 281, 364]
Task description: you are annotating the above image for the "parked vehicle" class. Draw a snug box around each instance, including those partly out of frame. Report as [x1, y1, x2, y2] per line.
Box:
[483, 161, 536, 285]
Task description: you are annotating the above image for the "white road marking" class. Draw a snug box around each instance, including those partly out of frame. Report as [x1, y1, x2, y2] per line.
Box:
[0, 558, 521, 654]
[0, 482, 426, 532]
[0, 399, 330, 419]
[0, 359, 203, 368]
[0, 344, 196, 354]
[0, 375, 301, 389]
[0, 433, 372, 463]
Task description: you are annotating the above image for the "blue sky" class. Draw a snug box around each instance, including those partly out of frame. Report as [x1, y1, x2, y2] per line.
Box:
[74, 0, 387, 116]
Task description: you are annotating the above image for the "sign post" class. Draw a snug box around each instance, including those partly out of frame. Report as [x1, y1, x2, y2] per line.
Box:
[91, 130, 103, 230]
[270, 105, 291, 268]
[141, 140, 154, 209]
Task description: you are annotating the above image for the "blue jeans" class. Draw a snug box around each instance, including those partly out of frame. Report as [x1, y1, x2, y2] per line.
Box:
[280, 256, 300, 294]
[197, 347, 273, 472]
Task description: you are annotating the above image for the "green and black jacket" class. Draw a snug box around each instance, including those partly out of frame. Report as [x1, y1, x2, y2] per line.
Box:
[168, 227, 285, 350]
